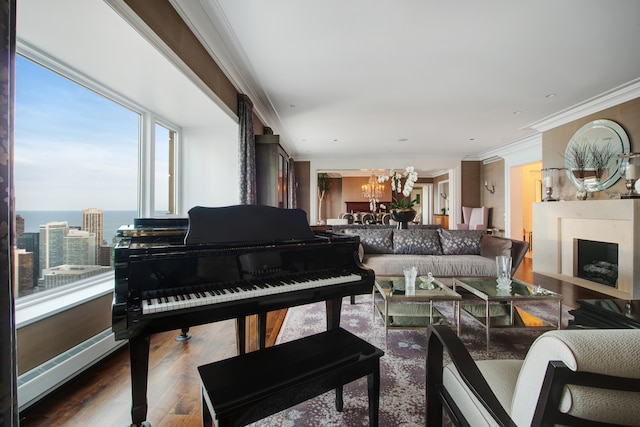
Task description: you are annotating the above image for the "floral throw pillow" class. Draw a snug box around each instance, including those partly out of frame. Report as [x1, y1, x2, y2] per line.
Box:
[343, 229, 394, 254]
[438, 229, 485, 255]
[393, 229, 442, 255]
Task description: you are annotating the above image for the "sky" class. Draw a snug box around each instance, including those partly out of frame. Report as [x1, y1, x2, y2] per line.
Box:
[15, 55, 140, 211]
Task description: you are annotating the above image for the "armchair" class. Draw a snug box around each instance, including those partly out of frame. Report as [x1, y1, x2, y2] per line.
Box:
[426, 325, 640, 426]
[457, 206, 488, 230]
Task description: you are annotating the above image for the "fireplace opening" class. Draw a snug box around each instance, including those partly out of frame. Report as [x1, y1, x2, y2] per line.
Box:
[575, 239, 618, 288]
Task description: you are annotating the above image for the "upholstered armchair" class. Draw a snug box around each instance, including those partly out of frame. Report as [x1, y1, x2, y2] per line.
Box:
[456, 206, 489, 230]
[426, 325, 640, 426]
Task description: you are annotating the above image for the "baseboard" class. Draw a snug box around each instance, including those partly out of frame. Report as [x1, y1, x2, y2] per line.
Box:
[17, 329, 126, 411]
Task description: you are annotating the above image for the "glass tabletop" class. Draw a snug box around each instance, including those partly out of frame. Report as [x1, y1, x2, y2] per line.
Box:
[376, 276, 461, 300]
[453, 277, 562, 300]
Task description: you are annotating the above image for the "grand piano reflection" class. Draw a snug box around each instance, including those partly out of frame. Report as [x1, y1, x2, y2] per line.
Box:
[111, 205, 374, 426]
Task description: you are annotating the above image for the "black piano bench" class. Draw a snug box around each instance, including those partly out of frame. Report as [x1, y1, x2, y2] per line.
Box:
[198, 327, 384, 427]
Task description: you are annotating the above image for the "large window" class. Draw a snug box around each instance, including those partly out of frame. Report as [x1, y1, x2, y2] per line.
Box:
[15, 54, 178, 298]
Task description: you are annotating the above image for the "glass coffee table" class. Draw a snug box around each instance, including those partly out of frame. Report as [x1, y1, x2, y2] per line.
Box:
[373, 276, 461, 347]
[453, 277, 563, 353]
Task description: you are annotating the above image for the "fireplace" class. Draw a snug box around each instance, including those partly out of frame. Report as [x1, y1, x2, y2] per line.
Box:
[533, 199, 640, 299]
[574, 239, 618, 288]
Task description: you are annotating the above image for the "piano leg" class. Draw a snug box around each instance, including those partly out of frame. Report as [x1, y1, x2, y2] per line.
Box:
[325, 297, 343, 330]
[257, 312, 267, 349]
[236, 317, 246, 355]
[175, 327, 191, 341]
[326, 297, 344, 411]
[129, 335, 150, 427]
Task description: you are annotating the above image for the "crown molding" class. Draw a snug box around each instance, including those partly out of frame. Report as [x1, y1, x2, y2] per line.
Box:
[476, 133, 542, 161]
[169, 0, 294, 155]
[524, 78, 640, 133]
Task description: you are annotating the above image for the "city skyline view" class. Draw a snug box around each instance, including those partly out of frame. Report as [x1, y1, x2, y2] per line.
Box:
[15, 55, 139, 211]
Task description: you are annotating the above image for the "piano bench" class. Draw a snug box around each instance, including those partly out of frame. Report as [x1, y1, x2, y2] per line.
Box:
[198, 327, 384, 427]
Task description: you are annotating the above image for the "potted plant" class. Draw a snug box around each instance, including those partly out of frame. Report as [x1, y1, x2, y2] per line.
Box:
[317, 172, 331, 225]
[378, 166, 418, 228]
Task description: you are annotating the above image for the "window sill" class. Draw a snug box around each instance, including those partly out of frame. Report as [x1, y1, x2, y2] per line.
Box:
[15, 273, 115, 329]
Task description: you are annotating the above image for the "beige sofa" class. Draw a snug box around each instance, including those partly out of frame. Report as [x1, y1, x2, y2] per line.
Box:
[333, 226, 529, 279]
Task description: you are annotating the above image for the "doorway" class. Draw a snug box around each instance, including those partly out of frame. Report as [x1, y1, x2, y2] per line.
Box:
[509, 161, 542, 257]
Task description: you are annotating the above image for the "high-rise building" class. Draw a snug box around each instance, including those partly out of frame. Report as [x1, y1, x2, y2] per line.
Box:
[82, 208, 104, 244]
[39, 221, 68, 277]
[14, 249, 34, 297]
[41, 265, 110, 289]
[17, 232, 39, 286]
[15, 214, 25, 237]
[82, 208, 104, 259]
[97, 244, 113, 267]
[64, 230, 96, 266]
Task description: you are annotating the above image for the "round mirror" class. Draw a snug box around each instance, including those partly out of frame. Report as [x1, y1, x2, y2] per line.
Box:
[564, 119, 630, 192]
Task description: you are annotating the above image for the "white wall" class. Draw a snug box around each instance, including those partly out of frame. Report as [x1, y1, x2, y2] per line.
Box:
[180, 120, 240, 215]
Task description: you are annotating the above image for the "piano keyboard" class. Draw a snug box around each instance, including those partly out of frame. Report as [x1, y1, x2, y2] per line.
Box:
[141, 270, 362, 315]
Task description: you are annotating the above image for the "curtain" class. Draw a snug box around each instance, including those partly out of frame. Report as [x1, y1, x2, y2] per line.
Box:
[238, 94, 256, 205]
[0, 0, 18, 425]
[288, 157, 297, 209]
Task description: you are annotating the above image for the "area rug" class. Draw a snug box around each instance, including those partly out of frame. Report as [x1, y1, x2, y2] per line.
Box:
[250, 293, 572, 427]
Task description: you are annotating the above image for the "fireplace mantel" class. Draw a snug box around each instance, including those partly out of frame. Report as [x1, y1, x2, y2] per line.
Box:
[533, 200, 640, 299]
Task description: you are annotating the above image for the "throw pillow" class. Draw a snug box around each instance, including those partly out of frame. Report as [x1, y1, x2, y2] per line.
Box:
[480, 235, 512, 258]
[393, 229, 442, 255]
[438, 229, 485, 255]
[343, 228, 394, 254]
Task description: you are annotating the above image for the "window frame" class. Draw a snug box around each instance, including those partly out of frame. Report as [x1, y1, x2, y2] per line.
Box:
[15, 41, 182, 317]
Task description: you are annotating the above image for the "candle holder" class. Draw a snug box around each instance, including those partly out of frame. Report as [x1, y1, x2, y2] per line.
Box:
[541, 168, 560, 202]
[618, 153, 640, 198]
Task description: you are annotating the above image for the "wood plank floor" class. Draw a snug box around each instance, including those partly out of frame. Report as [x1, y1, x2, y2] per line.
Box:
[18, 258, 612, 427]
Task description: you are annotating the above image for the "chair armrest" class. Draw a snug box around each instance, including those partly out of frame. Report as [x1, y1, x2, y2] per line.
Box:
[426, 325, 516, 427]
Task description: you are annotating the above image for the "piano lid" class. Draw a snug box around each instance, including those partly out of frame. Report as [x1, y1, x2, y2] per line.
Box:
[184, 205, 315, 245]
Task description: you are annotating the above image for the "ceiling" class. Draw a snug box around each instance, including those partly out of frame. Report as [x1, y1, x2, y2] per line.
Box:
[173, 0, 640, 165]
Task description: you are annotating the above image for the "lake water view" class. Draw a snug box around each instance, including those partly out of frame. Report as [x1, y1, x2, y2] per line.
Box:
[17, 210, 139, 244]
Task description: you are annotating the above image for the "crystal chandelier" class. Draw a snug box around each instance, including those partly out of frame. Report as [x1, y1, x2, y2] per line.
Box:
[362, 173, 384, 200]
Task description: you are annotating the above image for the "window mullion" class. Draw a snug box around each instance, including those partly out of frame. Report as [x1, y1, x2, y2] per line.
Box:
[139, 112, 155, 217]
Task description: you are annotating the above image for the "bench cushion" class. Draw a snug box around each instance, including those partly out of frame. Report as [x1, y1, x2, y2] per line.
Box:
[198, 327, 383, 427]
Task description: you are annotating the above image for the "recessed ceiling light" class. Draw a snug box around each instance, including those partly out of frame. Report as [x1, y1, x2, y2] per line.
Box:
[469, 138, 475, 141]
[513, 111, 521, 115]
[545, 93, 556, 98]
[397, 138, 408, 142]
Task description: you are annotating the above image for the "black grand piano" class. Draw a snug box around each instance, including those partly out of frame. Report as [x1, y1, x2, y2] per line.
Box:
[111, 205, 374, 427]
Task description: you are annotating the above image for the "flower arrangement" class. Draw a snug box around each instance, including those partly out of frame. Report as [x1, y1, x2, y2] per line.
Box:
[378, 166, 418, 210]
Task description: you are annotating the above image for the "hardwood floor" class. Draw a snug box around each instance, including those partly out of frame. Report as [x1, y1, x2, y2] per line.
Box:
[19, 310, 287, 427]
[19, 258, 612, 426]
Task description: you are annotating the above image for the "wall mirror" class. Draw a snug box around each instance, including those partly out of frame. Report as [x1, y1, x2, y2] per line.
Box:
[564, 119, 630, 192]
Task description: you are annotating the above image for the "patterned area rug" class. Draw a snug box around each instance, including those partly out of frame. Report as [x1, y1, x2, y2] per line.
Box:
[250, 293, 572, 427]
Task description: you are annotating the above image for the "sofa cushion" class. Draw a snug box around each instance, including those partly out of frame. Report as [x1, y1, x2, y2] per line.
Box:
[342, 228, 393, 254]
[438, 229, 484, 255]
[393, 229, 442, 255]
[480, 235, 512, 259]
[362, 254, 495, 277]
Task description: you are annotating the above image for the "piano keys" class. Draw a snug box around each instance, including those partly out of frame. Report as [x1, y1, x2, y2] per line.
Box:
[111, 205, 374, 426]
[140, 270, 363, 315]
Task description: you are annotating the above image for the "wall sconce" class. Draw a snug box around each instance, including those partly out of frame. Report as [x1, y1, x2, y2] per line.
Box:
[484, 181, 495, 194]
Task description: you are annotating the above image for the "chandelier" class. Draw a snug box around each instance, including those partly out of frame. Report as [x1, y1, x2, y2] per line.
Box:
[362, 173, 384, 200]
